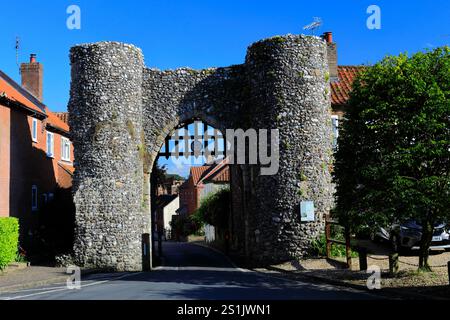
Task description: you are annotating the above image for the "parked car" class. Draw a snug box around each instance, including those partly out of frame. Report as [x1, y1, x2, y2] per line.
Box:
[376, 220, 450, 252]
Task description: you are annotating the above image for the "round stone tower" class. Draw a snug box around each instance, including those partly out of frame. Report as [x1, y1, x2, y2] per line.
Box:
[243, 35, 334, 264]
[68, 42, 147, 271]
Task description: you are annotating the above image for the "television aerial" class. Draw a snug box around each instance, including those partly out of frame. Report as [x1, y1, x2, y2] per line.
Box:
[15, 36, 20, 71]
[303, 17, 322, 35]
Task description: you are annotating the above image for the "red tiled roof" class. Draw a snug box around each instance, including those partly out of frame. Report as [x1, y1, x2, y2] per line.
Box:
[331, 66, 366, 106]
[189, 158, 229, 186]
[0, 71, 46, 116]
[206, 165, 229, 183]
[191, 166, 212, 185]
[0, 69, 69, 134]
[46, 107, 70, 133]
[54, 112, 69, 124]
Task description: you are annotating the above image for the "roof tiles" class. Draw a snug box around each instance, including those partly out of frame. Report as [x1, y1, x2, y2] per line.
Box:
[46, 108, 70, 133]
[331, 66, 365, 106]
[0, 71, 46, 115]
[0, 69, 69, 134]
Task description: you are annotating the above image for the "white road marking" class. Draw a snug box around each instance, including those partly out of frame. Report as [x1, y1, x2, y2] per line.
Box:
[252, 271, 381, 299]
[2, 272, 142, 300]
[153, 266, 253, 272]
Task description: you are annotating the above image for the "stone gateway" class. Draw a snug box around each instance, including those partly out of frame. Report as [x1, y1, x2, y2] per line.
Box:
[68, 34, 334, 271]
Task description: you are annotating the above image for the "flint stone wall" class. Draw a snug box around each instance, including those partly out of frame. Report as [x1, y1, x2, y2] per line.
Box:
[69, 34, 333, 271]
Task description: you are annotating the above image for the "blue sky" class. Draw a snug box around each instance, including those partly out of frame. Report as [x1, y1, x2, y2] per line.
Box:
[1, 0, 449, 176]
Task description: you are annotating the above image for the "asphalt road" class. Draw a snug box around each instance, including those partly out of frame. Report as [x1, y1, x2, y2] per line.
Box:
[0, 242, 380, 300]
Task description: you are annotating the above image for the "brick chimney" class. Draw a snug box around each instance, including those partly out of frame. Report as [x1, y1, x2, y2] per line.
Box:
[322, 32, 338, 81]
[20, 54, 43, 101]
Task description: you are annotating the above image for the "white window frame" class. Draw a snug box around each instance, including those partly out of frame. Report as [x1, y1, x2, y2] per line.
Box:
[32, 185, 38, 211]
[331, 115, 339, 149]
[31, 118, 38, 142]
[46, 131, 54, 158]
[61, 137, 71, 162]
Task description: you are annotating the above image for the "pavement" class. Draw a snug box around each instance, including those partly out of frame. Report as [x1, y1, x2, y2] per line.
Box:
[0, 242, 382, 300]
[0, 265, 68, 293]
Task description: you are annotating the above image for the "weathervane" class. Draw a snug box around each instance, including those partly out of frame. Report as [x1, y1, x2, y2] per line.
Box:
[303, 17, 323, 35]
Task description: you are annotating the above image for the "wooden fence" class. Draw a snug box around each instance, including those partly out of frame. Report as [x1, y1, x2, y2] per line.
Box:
[325, 214, 353, 269]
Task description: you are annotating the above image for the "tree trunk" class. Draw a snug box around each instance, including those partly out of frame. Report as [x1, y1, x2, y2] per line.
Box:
[418, 219, 433, 272]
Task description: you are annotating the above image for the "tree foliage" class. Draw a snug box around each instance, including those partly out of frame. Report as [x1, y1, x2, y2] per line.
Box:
[153, 164, 168, 187]
[170, 215, 203, 238]
[166, 173, 186, 181]
[193, 188, 230, 229]
[333, 47, 450, 270]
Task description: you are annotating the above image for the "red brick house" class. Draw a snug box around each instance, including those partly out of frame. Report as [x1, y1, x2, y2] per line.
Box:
[156, 175, 185, 196]
[178, 158, 230, 216]
[320, 32, 365, 149]
[0, 54, 74, 251]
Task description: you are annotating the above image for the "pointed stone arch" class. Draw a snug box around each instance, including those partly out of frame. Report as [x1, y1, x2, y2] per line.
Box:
[69, 35, 334, 271]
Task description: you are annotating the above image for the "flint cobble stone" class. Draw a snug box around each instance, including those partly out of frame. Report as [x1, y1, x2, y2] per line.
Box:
[69, 35, 333, 271]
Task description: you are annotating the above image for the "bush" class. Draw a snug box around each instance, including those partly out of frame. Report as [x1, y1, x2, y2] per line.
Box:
[189, 211, 205, 234]
[0, 217, 19, 270]
[309, 233, 358, 258]
[194, 188, 230, 229]
[170, 215, 203, 238]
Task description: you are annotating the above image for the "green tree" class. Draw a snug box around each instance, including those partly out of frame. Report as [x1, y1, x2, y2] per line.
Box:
[153, 164, 168, 187]
[193, 188, 230, 232]
[166, 173, 186, 181]
[333, 47, 450, 271]
[169, 215, 202, 238]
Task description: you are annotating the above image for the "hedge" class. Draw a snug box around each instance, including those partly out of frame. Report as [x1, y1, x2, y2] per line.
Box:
[0, 217, 19, 270]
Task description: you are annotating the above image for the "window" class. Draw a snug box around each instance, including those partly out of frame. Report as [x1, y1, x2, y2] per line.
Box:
[32, 185, 38, 211]
[61, 137, 71, 161]
[331, 115, 339, 149]
[46, 131, 54, 158]
[31, 118, 38, 142]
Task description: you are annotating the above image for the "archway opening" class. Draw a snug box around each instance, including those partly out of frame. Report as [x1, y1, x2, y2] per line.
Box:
[150, 118, 232, 268]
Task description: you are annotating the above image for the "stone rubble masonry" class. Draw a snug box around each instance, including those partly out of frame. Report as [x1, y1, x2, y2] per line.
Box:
[68, 34, 334, 271]
[69, 43, 146, 271]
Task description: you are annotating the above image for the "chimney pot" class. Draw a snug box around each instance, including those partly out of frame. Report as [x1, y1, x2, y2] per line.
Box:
[324, 32, 333, 43]
[30, 54, 37, 63]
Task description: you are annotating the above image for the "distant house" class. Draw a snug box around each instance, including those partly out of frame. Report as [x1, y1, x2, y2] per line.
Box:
[156, 174, 185, 196]
[178, 158, 229, 217]
[0, 54, 74, 251]
[199, 162, 229, 200]
[155, 194, 179, 239]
